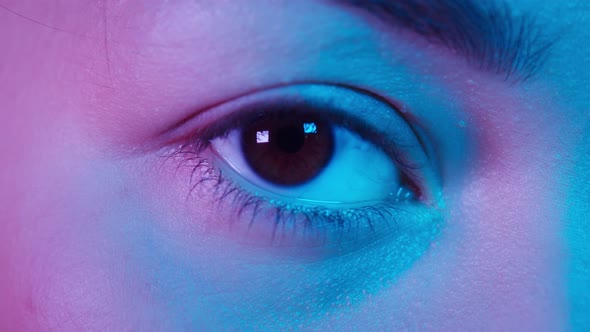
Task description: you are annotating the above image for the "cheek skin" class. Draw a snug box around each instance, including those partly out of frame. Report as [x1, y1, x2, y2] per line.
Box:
[5, 164, 195, 330]
[0, 4, 169, 329]
[0, 116, 222, 329]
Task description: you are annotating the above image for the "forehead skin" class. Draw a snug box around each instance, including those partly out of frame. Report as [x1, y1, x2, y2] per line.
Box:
[0, 0, 589, 330]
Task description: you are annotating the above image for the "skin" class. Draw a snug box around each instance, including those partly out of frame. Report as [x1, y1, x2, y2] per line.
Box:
[0, 0, 589, 330]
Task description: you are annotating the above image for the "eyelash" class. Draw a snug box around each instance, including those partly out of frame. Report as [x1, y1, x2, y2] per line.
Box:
[166, 104, 423, 241]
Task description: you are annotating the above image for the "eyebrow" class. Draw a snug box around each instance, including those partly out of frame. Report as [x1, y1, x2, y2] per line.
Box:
[336, 0, 555, 82]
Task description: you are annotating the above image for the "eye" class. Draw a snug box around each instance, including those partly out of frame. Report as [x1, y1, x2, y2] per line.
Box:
[210, 107, 415, 206]
[174, 84, 441, 247]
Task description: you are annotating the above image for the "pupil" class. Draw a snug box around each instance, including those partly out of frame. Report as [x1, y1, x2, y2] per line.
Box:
[241, 112, 334, 187]
[276, 125, 305, 153]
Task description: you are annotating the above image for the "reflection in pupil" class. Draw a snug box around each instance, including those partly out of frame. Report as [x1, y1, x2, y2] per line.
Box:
[241, 113, 334, 187]
[256, 130, 269, 143]
[303, 122, 317, 134]
[276, 125, 305, 153]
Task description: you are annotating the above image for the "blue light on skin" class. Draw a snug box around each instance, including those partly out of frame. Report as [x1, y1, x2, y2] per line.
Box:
[0, 0, 588, 331]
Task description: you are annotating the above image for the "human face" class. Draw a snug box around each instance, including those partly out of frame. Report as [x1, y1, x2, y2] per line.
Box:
[0, 0, 588, 330]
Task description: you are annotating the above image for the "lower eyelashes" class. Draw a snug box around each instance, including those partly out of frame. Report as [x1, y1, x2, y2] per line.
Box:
[171, 146, 423, 249]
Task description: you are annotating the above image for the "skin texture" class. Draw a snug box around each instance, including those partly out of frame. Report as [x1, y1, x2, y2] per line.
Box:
[0, 0, 589, 330]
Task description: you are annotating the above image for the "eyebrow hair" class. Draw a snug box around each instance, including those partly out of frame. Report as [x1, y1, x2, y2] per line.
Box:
[337, 0, 555, 82]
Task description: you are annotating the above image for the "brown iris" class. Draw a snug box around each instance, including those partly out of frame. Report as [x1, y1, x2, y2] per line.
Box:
[240, 111, 335, 186]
